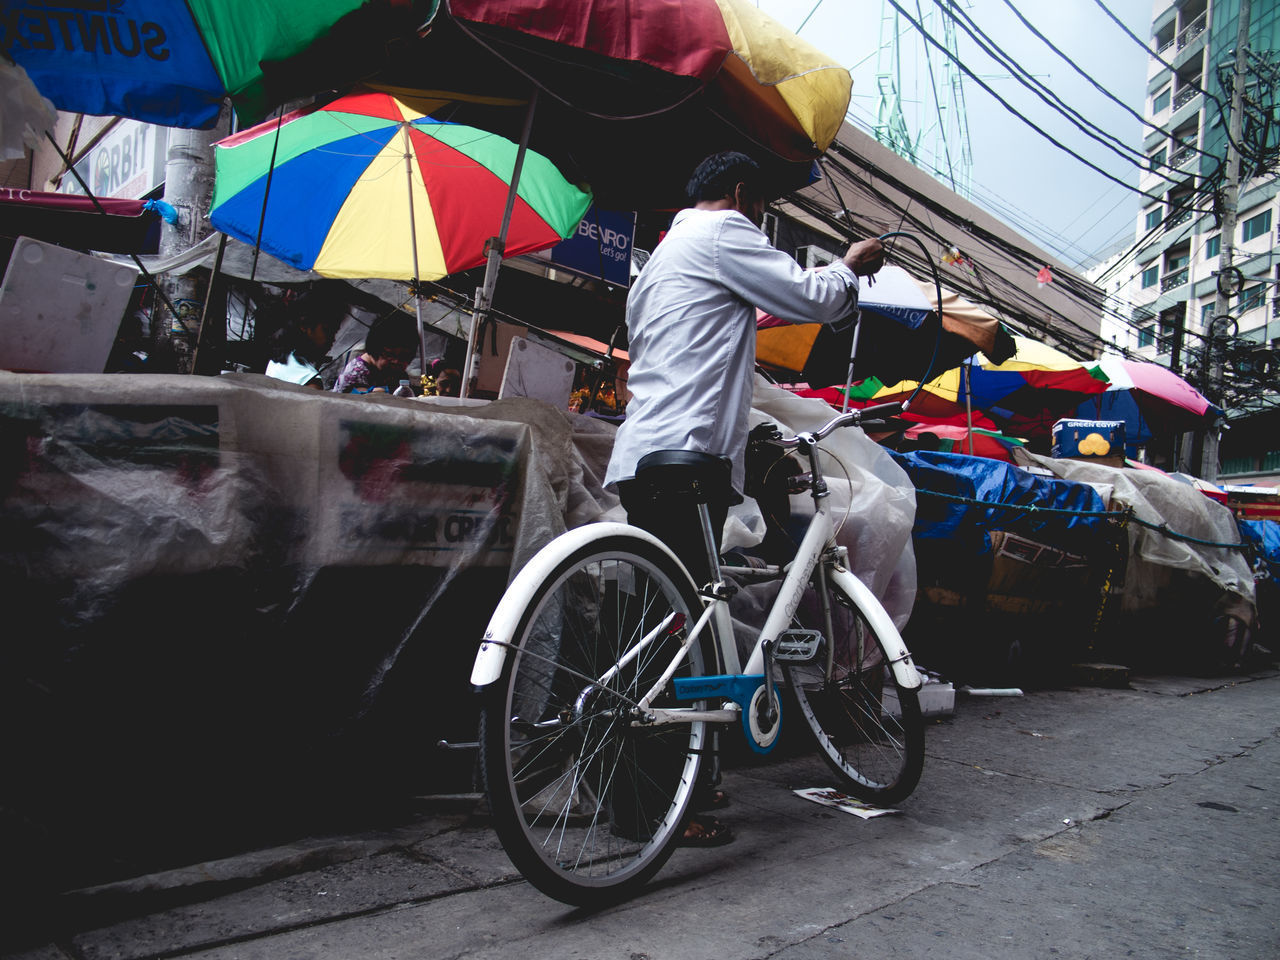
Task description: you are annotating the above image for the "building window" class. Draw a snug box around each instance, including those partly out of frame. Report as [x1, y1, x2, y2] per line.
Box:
[1141, 265, 1159, 288]
[1241, 209, 1272, 242]
[1145, 208, 1162, 231]
[1138, 325, 1155, 347]
[1205, 234, 1220, 258]
[1239, 285, 1265, 311]
[1153, 87, 1171, 113]
[1221, 456, 1255, 476]
[1149, 147, 1167, 171]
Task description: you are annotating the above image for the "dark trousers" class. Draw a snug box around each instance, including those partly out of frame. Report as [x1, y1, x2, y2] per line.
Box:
[618, 467, 734, 798]
[618, 473, 731, 589]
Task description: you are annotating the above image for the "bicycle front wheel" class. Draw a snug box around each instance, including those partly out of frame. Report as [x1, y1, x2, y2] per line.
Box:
[783, 575, 924, 805]
[479, 535, 709, 906]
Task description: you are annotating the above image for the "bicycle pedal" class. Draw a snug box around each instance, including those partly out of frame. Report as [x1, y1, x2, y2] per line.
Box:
[773, 630, 823, 662]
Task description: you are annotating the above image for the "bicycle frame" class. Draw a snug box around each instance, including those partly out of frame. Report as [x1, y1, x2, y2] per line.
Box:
[470, 404, 922, 743]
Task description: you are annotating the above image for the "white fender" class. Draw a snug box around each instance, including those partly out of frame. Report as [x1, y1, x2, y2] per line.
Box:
[826, 567, 923, 691]
[470, 523, 694, 688]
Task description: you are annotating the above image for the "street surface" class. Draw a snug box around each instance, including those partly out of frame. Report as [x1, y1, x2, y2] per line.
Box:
[6, 668, 1278, 960]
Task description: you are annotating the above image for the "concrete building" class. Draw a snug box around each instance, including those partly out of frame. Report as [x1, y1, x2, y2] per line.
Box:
[1095, 0, 1280, 481]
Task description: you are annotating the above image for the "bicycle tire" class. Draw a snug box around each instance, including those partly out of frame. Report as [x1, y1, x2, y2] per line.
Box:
[479, 534, 709, 905]
[783, 576, 924, 805]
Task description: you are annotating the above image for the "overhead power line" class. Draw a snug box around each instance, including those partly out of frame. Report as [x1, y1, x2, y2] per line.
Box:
[879, 0, 1160, 202]
[940, 0, 1182, 179]
[998, 0, 1223, 173]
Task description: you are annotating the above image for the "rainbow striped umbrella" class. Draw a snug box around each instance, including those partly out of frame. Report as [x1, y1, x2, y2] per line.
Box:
[209, 88, 593, 283]
[840, 337, 1110, 437]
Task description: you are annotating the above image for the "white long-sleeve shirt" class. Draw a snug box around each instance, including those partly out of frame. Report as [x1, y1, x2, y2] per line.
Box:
[605, 207, 861, 494]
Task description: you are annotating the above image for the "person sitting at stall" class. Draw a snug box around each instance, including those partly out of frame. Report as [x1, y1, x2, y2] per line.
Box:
[434, 367, 461, 397]
[332, 313, 420, 393]
[262, 287, 346, 389]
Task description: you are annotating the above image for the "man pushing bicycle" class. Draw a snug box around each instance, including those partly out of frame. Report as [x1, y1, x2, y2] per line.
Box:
[603, 151, 886, 845]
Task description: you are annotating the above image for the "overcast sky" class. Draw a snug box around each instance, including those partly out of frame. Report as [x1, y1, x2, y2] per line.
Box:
[754, 0, 1157, 271]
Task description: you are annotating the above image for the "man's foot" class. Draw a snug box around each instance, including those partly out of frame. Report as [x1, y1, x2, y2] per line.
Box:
[680, 814, 734, 847]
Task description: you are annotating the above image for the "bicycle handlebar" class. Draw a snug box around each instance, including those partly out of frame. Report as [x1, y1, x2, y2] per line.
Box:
[775, 401, 903, 448]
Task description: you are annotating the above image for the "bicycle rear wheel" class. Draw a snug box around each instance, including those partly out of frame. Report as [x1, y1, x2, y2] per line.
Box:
[783, 575, 924, 805]
[479, 535, 708, 905]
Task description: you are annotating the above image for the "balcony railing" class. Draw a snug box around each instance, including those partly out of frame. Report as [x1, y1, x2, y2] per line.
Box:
[1170, 145, 1197, 167]
[1174, 86, 1199, 110]
[1178, 13, 1207, 50]
[1158, 35, 1175, 55]
[1161, 267, 1189, 291]
[1165, 208, 1193, 230]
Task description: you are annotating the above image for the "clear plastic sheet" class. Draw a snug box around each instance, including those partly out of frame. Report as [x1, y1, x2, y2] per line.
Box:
[745, 377, 918, 629]
[0, 373, 608, 886]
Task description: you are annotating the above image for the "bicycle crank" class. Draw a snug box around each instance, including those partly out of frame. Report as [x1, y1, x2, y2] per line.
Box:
[672, 674, 782, 754]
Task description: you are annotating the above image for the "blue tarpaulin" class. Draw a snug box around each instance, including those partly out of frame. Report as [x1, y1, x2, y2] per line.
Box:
[890, 450, 1109, 555]
[1238, 519, 1280, 574]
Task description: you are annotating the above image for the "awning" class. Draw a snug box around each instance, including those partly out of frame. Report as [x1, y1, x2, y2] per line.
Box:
[0, 189, 157, 254]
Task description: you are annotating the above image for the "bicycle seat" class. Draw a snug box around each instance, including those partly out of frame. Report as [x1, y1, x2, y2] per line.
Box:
[635, 450, 742, 505]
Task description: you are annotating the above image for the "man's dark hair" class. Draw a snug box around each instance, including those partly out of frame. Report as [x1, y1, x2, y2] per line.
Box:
[686, 151, 763, 204]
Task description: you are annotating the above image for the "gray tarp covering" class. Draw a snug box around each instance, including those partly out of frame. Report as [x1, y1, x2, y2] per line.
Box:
[1012, 449, 1255, 603]
[1011, 449, 1256, 634]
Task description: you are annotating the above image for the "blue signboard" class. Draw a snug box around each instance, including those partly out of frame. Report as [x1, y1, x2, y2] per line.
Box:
[550, 206, 636, 287]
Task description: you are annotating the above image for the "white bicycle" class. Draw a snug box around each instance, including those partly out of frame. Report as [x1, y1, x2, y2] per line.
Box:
[470, 402, 925, 905]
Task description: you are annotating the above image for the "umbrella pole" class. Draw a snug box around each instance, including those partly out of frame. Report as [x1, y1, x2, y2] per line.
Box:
[462, 90, 539, 398]
[401, 124, 429, 385]
[963, 362, 975, 455]
[840, 315, 863, 414]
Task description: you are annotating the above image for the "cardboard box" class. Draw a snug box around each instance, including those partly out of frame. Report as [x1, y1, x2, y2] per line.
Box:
[1052, 418, 1126, 466]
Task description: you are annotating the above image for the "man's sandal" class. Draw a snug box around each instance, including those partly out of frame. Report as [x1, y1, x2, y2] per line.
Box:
[680, 814, 734, 847]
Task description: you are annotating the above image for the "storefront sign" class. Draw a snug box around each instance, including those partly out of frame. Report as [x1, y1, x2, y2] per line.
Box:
[60, 119, 168, 200]
[550, 206, 635, 287]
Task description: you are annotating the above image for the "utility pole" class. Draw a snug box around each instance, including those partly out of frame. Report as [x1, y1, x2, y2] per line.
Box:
[1200, 0, 1252, 482]
[154, 106, 231, 372]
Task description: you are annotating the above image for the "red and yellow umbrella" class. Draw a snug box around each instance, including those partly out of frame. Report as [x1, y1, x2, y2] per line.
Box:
[442, 0, 852, 155]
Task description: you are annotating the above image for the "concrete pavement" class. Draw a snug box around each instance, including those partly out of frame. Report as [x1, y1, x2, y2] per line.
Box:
[6, 668, 1278, 960]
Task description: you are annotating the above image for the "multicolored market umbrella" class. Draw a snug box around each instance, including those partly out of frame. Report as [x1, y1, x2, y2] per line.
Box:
[1073, 356, 1222, 448]
[962, 338, 1110, 435]
[901, 423, 1026, 464]
[210, 88, 592, 376]
[756, 266, 1016, 389]
[5, 0, 374, 128]
[839, 337, 1108, 437]
[210, 89, 591, 282]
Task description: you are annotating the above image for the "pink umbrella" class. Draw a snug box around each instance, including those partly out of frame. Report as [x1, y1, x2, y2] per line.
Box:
[1073, 356, 1222, 446]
